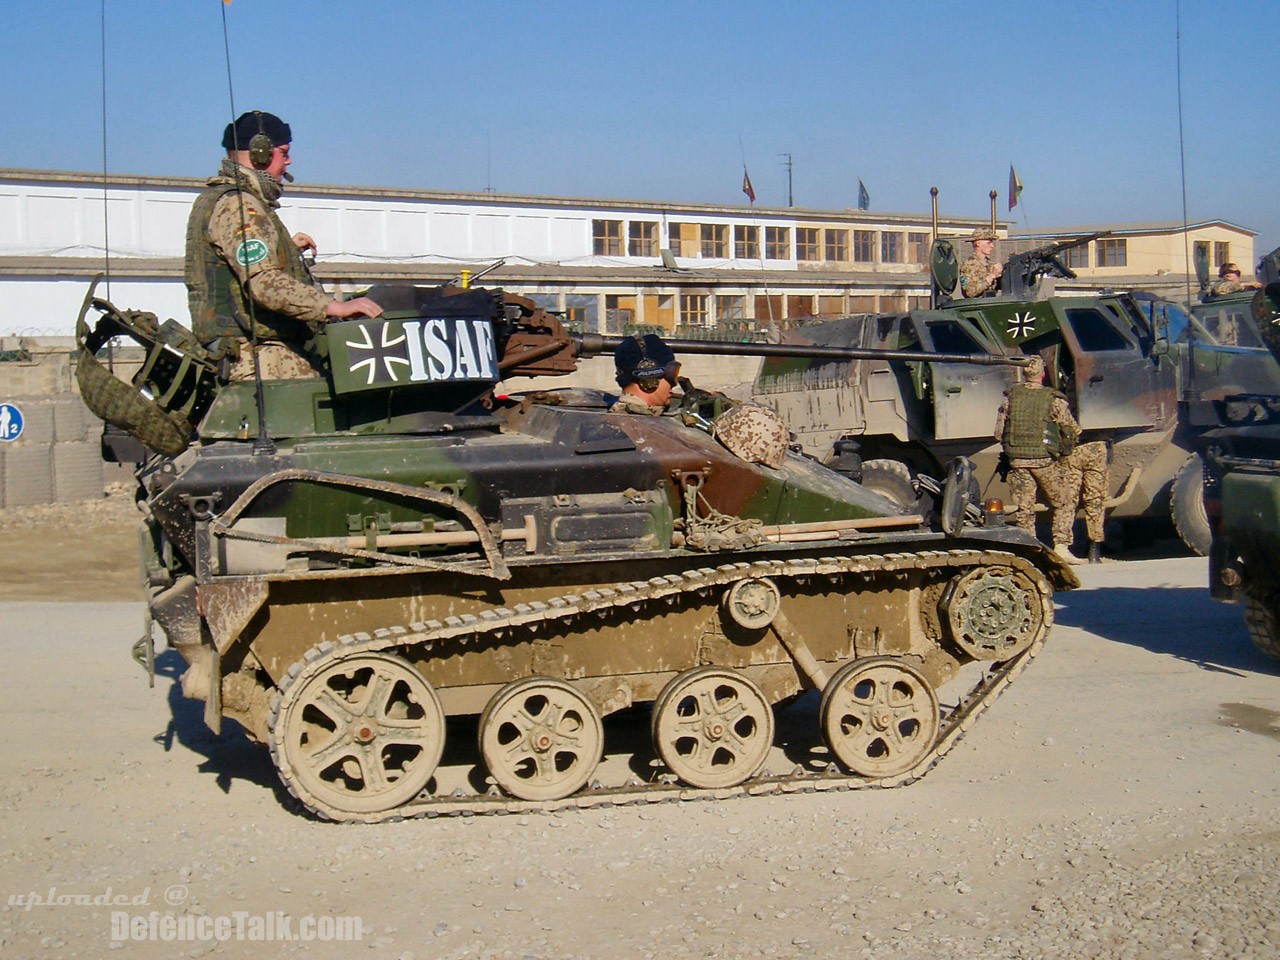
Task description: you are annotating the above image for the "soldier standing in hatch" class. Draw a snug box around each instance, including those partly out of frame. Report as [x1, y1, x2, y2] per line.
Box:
[959, 227, 1004, 298]
[993, 355, 1083, 565]
[185, 110, 383, 381]
[1209, 262, 1262, 297]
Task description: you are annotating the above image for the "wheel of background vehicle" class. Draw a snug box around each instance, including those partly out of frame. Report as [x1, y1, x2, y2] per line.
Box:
[651, 667, 774, 789]
[273, 652, 445, 815]
[1170, 455, 1211, 557]
[1243, 587, 1280, 662]
[859, 459, 918, 509]
[940, 457, 977, 536]
[819, 657, 939, 777]
[479, 677, 604, 801]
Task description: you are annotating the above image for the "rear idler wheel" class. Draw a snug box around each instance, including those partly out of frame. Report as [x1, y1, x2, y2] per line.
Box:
[820, 658, 939, 777]
[479, 678, 604, 801]
[273, 652, 445, 816]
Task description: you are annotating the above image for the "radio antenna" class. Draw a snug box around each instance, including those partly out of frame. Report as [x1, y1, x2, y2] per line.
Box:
[219, 1, 276, 455]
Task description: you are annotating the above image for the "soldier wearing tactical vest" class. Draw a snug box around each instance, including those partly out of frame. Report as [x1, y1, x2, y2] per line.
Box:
[185, 110, 383, 381]
[993, 354, 1083, 565]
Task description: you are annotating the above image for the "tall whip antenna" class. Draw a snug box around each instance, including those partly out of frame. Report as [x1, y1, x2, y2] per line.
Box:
[1175, 0, 1198, 399]
[219, 0, 275, 455]
[98, 0, 111, 302]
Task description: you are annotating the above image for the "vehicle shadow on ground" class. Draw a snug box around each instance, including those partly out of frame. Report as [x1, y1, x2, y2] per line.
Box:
[1053, 585, 1278, 675]
[154, 650, 282, 798]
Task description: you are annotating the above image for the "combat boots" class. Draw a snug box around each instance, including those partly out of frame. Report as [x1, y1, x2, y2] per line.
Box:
[1054, 543, 1084, 566]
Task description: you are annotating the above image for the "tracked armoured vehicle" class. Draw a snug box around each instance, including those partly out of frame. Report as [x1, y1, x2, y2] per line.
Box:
[78, 279, 1075, 822]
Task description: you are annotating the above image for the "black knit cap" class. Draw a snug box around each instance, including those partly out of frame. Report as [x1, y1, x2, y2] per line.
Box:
[615, 334, 677, 388]
[221, 111, 292, 151]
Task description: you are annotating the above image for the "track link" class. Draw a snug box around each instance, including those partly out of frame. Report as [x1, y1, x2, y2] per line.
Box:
[268, 548, 1054, 823]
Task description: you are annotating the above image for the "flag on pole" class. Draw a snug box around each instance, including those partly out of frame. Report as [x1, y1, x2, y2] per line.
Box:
[742, 166, 756, 203]
[1008, 165, 1023, 211]
[857, 179, 870, 211]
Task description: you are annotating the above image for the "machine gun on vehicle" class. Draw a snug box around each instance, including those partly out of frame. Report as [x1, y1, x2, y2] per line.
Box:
[997, 231, 1110, 300]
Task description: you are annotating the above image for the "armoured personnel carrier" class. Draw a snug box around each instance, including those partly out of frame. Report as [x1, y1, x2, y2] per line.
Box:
[77, 280, 1075, 821]
[1182, 281, 1280, 661]
[751, 239, 1279, 554]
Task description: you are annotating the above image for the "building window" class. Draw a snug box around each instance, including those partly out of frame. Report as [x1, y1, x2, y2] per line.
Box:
[701, 224, 729, 258]
[1064, 243, 1089, 269]
[765, 227, 791, 260]
[717, 295, 746, 322]
[796, 227, 820, 261]
[1096, 238, 1127, 267]
[787, 295, 816, 319]
[735, 225, 759, 260]
[605, 294, 635, 333]
[668, 222, 698, 257]
[880, 232, 903, 264]
[628, 221, 658, 257]
[824, 229, 849, 262]
[907, 232, 930, 265]
[818, 295, 845, 318]
[681, 294, 709, 327]
[854, 230, 875, 263]
[592, 219, 623, 256]
[1214, 242, 1231, 268]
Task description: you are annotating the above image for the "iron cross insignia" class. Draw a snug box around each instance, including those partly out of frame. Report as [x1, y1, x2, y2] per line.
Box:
[1007, 311, 1036, 339]
[344, 322, 411, 385]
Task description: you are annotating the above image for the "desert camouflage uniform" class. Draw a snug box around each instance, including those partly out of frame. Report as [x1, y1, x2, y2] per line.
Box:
[609, 393, 663, 416]
[960, 252, 999, 298]
[1210, 277, 1247, 296]
[185, 159, 330, 380]
[1060, 440, 1109, 544]
[712, 402, 789, 469]
[994, 384, 1080, 544]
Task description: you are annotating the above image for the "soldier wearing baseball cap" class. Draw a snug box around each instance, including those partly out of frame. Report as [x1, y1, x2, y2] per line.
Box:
[610, 334, 681, 415]
[959, 227, 1004, 298]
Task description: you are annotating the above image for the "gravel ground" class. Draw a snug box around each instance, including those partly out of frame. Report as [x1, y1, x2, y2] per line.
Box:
[0, 542, 1277, 959]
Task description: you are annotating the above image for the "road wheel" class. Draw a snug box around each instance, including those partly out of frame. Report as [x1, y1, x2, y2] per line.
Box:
[479, 678, 603, 801]
[1171, 455, 1211, 556]
[820, 658, 939, 777]
[1243, 587, 1280, 662]
[652, 667, 774, 788]
[860, 459, 917, 510]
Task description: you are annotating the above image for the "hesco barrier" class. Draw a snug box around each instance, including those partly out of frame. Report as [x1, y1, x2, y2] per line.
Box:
[0, 338, 141, 508]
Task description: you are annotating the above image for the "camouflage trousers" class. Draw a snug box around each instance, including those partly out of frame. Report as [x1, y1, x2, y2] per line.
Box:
[227, 342, 323, 382]
[1007, 460, 1076, 546]
[1059, 440, 1109, 544]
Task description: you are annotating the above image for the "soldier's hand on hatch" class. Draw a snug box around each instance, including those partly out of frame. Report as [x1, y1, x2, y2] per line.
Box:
[325, 297, 384, 320]
[992, 263, 1004, 278]
[291, 232, 318, 254]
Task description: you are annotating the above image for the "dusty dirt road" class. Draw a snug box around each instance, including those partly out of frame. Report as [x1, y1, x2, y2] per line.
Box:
[1, 513, 1278, 960]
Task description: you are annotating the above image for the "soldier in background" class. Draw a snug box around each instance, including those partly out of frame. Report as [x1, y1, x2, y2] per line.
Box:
[993, 355, 1083, 565]
[1060, 440, 1109, 563]
[185, 110, 383, 381]
[1210, 262, 1262, 297]
[959, 228, 1004, 298]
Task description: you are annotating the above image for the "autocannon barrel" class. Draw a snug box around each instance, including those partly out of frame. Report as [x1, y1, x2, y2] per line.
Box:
[574, 333, 1031, 367]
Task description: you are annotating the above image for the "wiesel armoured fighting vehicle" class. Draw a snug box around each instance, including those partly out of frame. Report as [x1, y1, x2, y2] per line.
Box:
[78, 279, 1074, 822]
[753, 238, 1280, 554]
[1182, 278, 1280, 661]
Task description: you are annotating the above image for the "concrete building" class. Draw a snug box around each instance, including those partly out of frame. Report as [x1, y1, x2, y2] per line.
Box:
[8, 167, 1254, 339]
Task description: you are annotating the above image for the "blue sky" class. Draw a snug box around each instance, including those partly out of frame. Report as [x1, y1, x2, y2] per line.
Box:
[4, 0, 1279, 253]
